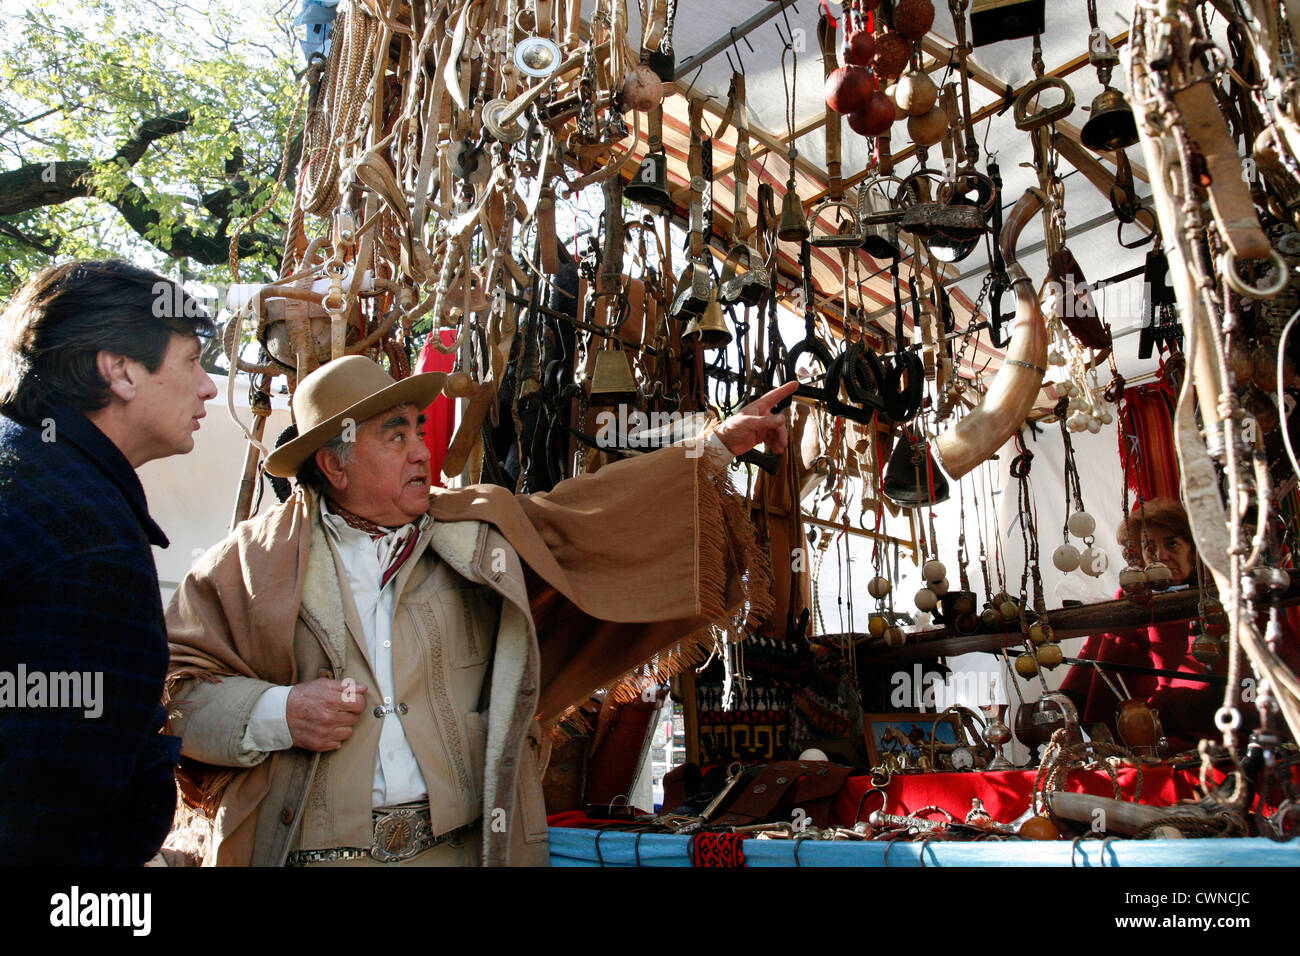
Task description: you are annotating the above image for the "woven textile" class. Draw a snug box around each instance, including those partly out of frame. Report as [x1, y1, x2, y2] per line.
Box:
[1119, 381, 1180, 501]
[690, 831, 748, 867]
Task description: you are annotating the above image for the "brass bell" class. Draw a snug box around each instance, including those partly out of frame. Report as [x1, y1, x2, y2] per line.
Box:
[682, 292, 732, 350]
[588, 348, 639, 406]
[882, 432, 950, 507]
[625, 151, 670, 209]
[1080, 87, 1139, 152]
[777, 175, 809, 242]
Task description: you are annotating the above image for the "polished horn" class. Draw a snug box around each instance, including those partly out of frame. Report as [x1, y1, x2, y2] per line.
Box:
[930, 188, 1049, 480]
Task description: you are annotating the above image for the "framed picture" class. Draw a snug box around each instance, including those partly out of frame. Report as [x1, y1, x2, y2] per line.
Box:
[864, 712, 963, 769]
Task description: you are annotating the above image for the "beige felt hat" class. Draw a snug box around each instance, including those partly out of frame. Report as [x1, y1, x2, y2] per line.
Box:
[264, 356, 447, 478]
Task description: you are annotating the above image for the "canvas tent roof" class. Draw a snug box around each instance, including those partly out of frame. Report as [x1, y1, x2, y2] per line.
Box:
[591, 0, 1162, 385]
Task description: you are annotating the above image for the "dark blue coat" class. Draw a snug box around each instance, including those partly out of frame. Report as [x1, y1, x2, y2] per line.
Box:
[0, 404, 180, 865]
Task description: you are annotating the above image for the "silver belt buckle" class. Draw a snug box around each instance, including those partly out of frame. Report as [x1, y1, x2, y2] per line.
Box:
[370, 807, 431, 863]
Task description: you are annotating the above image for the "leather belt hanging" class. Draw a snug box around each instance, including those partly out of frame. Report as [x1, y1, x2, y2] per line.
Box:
[807, 14, 862, 248]
[986, 158, 1011, 348]
[533, 0, 553, 38]
[820, 14, 842, 201]
[716, 73, 768, 307]
[670, 97, 714, 318]
[732, 74, 752, 242]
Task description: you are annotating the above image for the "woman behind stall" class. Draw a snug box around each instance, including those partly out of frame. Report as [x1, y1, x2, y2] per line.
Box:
[1059, 497, 1221, 754]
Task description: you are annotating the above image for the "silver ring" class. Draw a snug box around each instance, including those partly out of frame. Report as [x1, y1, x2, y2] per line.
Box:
[1222, 247, 1289, 300]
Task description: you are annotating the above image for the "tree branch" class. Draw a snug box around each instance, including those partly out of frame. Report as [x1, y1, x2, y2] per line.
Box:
[113, 109, 191, 166]
[0, 109, 282, 266]
[0, 219, 62, 256]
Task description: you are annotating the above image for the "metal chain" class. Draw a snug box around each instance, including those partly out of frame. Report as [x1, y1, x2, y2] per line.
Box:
[661, 0, 676, 54]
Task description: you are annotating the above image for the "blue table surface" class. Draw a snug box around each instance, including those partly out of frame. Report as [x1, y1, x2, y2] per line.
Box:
[548, 827, 1300, 867]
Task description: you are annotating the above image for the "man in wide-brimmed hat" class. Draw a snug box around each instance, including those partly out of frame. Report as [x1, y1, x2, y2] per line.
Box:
[166, 355, 794, 866]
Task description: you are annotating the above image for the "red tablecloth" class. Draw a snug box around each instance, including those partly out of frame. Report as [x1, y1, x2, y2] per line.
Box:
[832, 767, 1215, 827]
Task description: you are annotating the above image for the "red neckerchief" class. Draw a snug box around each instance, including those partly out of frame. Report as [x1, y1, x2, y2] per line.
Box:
[324, 497, 422, 590]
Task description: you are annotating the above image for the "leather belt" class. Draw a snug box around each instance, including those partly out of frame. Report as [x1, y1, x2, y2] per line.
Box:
[286, 804, 481, 866]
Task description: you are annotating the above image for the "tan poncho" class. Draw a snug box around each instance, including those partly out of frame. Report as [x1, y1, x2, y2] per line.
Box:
[166, 446, 773, 861]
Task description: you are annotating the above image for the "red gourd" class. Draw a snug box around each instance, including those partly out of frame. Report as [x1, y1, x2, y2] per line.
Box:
[844, 29, 876, 66]
[825, 65, 876, 115]
[848, 91, 896, 136]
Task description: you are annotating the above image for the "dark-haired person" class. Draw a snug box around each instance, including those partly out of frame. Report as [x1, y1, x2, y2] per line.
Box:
[0, 259, 217, 864]
[1059, 498, 1263, 754]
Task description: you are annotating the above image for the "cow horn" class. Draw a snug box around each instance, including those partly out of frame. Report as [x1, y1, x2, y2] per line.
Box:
[932, 188, 1049, 480]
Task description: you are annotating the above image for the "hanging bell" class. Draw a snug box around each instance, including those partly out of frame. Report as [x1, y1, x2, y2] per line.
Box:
[625, 151, 671, 210]
[778, 175, 809, 242]
[882, 432, 950, 507]
[1080, 87, 1139, 152]
[682, 292, 732, 350]
[588, 348, 639, 406]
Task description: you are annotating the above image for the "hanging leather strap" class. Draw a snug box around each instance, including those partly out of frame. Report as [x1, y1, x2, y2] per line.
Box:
[643, 0, 666, 51]
[819, 14, 842, 200]
[727, 74, 752, 241]
[534, 0, 553, 38]
[987, 159, 1011, 348]
[688, 97, 706, 261]
[647, 100, 664, 156]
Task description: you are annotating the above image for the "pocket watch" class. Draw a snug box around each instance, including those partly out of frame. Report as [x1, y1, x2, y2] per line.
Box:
[949, 746, 975, 771]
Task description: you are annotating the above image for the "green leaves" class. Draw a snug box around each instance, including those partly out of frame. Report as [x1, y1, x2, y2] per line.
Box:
[0, 0, 299, 294]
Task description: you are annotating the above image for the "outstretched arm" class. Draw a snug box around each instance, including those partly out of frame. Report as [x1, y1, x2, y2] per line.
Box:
[711, 380, 799, 457]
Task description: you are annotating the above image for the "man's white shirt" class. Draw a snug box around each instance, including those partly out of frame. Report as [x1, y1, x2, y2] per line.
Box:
[239, 501, 431, 807]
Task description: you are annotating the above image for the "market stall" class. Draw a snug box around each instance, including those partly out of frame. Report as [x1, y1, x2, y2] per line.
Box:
[210, 0, 1300, 863]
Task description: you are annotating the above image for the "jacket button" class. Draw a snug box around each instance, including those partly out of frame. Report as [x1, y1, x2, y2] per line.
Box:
[373, 706, 385, 719]
[280, 805, 295, 825]
[398, 703, 409, 715]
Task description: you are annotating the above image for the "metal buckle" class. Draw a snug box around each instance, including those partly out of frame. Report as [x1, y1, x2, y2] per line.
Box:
[370, 807, 433, 863]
